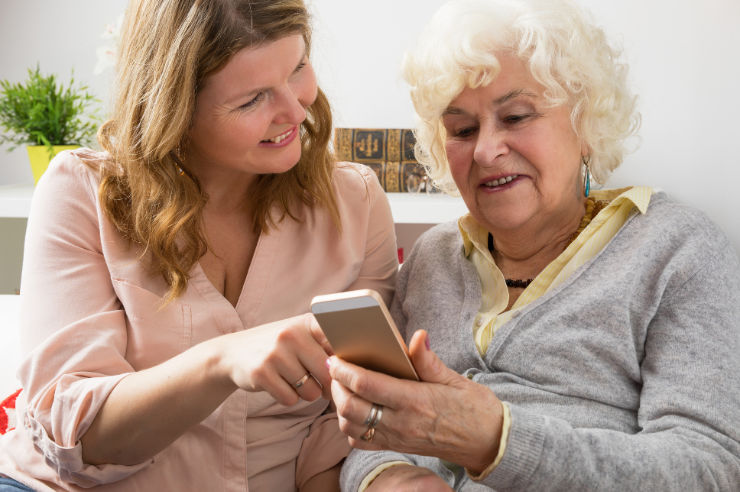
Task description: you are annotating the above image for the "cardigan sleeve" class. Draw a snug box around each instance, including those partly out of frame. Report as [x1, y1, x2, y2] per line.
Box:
[16, 151, 149, 486]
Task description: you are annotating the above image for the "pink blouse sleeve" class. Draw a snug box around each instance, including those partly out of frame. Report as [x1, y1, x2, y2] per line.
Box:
[344, 164, 399, 306]
[17, 151, 149, 486]
[295, 163, 399, 486]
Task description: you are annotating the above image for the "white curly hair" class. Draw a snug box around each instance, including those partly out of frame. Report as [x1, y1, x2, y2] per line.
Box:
[402, 0, 641, 193]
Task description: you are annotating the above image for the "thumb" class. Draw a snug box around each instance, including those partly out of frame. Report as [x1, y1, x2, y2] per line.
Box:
[408, 330, 464, 386]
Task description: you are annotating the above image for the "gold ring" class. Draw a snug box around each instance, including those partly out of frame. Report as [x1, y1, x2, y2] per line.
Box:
[360, 427, 376, 442]
[294, 373, 310, 389]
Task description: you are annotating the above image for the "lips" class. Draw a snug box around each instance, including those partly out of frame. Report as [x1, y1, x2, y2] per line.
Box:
[261, 127, 296, 145]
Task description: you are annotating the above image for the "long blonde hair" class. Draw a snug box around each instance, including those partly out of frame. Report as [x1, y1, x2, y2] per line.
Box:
[96, 0, 338, 300]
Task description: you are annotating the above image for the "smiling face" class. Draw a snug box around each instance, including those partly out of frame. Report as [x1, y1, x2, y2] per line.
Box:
[185, 34, 318, 181]
[442, 53, 586, 236]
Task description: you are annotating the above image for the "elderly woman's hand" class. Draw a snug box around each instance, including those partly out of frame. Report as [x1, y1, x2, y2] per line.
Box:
[329, 330, 504, 475]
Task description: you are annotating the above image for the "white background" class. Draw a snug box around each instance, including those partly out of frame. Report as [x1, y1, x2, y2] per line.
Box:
[1, 0, 738, 257]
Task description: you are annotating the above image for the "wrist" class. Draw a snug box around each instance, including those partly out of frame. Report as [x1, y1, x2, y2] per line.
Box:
[462, 395, 505, 474]
[200, 335, 239, 394]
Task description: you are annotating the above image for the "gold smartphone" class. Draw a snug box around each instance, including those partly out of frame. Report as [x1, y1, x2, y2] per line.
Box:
[310, 289, 419, 380]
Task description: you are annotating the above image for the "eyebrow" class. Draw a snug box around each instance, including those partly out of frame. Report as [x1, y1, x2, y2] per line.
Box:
[442, 89, 538, 116]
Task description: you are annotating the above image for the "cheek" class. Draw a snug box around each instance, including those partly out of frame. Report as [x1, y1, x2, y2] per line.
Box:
[445, 140, 473, 185]
[298, 67, 319, 107]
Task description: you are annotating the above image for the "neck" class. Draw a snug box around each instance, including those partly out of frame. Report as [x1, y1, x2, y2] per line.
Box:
[488, 198, 586, 279]
[198, 171, 257, 216]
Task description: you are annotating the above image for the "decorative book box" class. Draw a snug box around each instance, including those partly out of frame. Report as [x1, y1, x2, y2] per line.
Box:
[334, 128, 436, 193]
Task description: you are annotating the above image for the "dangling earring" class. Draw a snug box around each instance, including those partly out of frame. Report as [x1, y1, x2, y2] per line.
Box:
[173, 143, 186, 176]
[582, 155, 591, 197]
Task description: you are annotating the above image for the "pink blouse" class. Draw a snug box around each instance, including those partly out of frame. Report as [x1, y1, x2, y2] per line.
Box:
[0, 150, 398, 491]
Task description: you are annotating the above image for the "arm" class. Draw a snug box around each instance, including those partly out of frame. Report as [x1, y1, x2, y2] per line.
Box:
[18, 154, 335, 483]
[80, 313, 332, 465]
[343, 164, 399, 306]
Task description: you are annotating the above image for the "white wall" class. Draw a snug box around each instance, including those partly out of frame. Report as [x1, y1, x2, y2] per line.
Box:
[1, 0, 739, 257]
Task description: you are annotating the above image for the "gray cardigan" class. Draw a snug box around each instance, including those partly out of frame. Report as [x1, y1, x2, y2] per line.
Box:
[340, 192, 740, 491]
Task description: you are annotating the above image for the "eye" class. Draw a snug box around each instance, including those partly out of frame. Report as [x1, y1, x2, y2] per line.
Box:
[453, 126, 478, 138]
[502, 114, 529, 124]
[294, 61, 307, 73]
[238, 91, 265, 111]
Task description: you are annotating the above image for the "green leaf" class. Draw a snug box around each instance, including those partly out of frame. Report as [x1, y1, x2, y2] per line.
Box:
[0, 65, 101, 152]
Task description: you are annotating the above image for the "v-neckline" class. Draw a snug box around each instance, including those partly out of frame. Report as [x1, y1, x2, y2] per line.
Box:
[190, 227, 281, 331]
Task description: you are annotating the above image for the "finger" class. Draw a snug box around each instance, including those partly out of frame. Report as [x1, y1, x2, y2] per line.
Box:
[331, 379, 383, 449]
[257, 367, 301, 406]
[307, 313, 334, 355]
[327, 355, 411, 409]
[408, 330, 465, 387]
[294, 314, 333, 390]
[288, 370, 323, 402]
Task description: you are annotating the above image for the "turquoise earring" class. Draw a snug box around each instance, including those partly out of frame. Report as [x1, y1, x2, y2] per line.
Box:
[582, 156, 591, 197]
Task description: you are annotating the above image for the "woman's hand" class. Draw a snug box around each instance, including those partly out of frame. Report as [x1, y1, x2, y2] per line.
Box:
[366, 465, 453, 492]
[329, 330, 504, 474]
[216, 313, 334, 405]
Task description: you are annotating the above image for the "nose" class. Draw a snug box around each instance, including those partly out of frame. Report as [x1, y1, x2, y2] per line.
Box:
[472, 123, 509, 167]
[274, 84, 308, 126]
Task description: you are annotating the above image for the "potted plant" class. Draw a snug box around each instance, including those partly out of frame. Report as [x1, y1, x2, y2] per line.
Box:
[0, 66, 99, 184]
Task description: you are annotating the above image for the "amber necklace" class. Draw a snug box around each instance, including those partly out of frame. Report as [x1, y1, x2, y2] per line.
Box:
[489, 197, 607, 289]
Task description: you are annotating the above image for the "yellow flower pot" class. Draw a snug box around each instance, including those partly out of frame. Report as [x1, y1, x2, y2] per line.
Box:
[26, 145, 78, 184]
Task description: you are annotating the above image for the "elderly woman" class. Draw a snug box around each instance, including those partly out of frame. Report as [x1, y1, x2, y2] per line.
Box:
[329, 0, 740, 490]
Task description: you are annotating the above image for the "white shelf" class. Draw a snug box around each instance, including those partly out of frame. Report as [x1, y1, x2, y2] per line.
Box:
[386, 192, 467, 224]
[0, 184, 34, 219]
[0, 185, 468, 224]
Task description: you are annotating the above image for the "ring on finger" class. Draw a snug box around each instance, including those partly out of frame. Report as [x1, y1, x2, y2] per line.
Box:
[294, 373, 311, 389]
[363, 403, 383, 428]
[360, 427, 376, 442]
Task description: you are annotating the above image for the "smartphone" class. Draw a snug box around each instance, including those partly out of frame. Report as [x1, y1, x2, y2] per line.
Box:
[310, 289, 419, 380]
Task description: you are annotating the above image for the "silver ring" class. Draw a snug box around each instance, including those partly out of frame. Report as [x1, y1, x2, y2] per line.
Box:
[294, 373, 310, 389]
[370, 405, 383, 428]
[363, 404, 378, 426]
[363, 403, 383, 428]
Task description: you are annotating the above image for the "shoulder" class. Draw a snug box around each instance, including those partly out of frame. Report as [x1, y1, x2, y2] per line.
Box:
[401, 219, 465, 279]
[612, 191, 739, 285]
[331, 161, 385, 209]
[624, 192, 733, 252]
[333, 161, 381, 191]
[38, 148, 110, 195]
[414, 220, 463, 255]
[32, 148, 112, 214]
